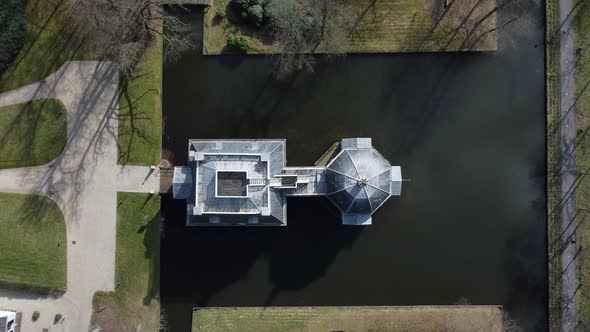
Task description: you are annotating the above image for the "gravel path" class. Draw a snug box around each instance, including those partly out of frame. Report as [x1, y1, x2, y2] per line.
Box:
[0, 61, 119, 332]
[116, 165, 161, 193]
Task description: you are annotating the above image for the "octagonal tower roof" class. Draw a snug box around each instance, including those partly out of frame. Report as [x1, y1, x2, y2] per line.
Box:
[325, 139, 397, 215]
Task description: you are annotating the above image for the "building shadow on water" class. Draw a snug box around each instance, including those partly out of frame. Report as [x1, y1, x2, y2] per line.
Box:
[143, 208, 161, 306]
[160, 194, 363, 330]
[160, 4, 548, 330]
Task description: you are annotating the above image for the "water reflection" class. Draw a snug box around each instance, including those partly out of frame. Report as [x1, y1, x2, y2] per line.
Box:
[161, 2, 547, 331]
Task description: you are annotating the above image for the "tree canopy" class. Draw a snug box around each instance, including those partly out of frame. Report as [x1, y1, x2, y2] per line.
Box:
[74, 0, 193, 78]
[266, 0, 351, 77]
[0, 0, 27, 71]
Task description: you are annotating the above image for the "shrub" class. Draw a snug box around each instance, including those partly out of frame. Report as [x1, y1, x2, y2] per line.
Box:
[246, 4, 264, 26]
[0, 0, 27, 71]
[227, 34, 252, 52]
[214, 7, 226, 19]
[233, 0, 252, 9]
[54, 314, 62, 324]
[231, 0, 270, 27]
[32, 311, 40, 321]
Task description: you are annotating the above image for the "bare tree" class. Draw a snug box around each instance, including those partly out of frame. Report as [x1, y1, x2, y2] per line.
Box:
[266, 0, 351, 77]
[73, 0, 193, 77]
[421, 0, 534, 51]
[305, 0, 350, 52]
[266, 0, 312, 76]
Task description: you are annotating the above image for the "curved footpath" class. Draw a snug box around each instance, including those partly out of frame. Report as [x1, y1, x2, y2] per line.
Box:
[0, 61, 157, 332]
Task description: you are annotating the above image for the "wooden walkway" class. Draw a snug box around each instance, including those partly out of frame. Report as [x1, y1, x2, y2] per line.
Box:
[314, 142, 340, 166]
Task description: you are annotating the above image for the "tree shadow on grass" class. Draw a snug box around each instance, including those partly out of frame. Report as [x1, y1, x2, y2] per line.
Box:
[0, 0, 99, 92]
[143, 206, 161, 306]
[0, 0, 65, 81]
[0, 99, 67, 169]
[0, 281, 65, 299]
[117, 77, 158, 165]
[347, 0, 379, 39]
[17, 193, 60, 226]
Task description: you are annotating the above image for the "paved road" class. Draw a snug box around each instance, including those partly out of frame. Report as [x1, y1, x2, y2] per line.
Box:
[559, 0, 578, 329]
[116, 165, 161, 193]
[0, 62, 119, 332]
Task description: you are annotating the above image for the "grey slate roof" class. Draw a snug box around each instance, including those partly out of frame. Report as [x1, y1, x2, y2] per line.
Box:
[187, 139, 287, 225]
[173, 166, 193, 199]
[176, 138, 401, 226]
[325, 142, 394, 214]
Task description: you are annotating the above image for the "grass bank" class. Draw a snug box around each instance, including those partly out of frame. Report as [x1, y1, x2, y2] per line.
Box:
[118, 37, 163, 166]
[574, 0, 590, 325]
[91, 192, 161, 332]
[192, 306, 504, 332]
[545, 0, 562, 328]
[0, 0, 99, 92]
[0, 99, 67, 168]
[0, 193, 66, 291]
[203, 0, 497, 54]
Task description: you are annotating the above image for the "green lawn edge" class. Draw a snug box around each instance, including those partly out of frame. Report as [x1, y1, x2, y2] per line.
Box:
[118, 38, 163, 166]
[0, 193, 66, 292]
[192, 306, 504, 332]
[90, 192, 161, 332]
[0, 99, 67, 169]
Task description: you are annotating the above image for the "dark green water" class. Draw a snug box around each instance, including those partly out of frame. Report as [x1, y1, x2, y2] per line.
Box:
[161, 3, 548, 331]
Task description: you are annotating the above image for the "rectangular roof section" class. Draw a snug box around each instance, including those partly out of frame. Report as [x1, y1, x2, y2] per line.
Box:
[185, 139, 287, 226]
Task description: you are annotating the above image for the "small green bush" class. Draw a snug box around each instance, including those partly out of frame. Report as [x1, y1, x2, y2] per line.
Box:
[231, 0, 270, 27]
[0, 0, 27, 70]
[32, 311, 40, 321]
[54, 314, 62, 324]
[233, 0, 253, 9]
[214, 7, 226, 19]
[227, 35, 252, 52]
[246, 4, 264, 26]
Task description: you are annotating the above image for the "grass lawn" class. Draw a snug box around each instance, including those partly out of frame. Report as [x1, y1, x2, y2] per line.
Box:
[0, 99, 67, 168]
[91, 193, 161, 332]
[0, 193, 66, 291]
[0, 0, 100, 92]
[192, 306, 503, 332]
[203, 0, 497, 54]
[118, 38, 163, 166]
[575, 0, 590, 324]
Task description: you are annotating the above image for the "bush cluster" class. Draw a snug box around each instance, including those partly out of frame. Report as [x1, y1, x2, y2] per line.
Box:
[215, 7, 226, 19]
[0, 0, 27, 71]
[227, 34, 252, 52]
[231, 0, 270, 27]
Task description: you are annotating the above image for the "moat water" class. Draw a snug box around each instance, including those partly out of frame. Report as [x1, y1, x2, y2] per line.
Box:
[161, 2, 548, 330]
